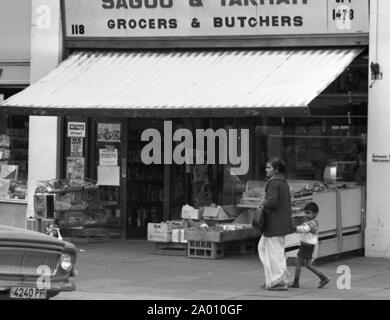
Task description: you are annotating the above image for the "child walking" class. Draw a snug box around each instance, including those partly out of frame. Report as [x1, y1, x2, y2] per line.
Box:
[289, 202, 330, 289]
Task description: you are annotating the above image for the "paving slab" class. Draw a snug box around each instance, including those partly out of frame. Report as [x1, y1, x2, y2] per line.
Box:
[52, 240, 390, 300]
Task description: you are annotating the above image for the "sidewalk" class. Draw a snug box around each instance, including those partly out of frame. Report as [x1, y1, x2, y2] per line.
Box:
[55, 240, 390, 300]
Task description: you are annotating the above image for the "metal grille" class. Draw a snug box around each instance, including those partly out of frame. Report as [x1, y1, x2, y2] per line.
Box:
[0, 249, 60, 276]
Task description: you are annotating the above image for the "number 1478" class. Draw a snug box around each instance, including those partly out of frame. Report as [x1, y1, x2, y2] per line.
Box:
[332, 9, 354, 20]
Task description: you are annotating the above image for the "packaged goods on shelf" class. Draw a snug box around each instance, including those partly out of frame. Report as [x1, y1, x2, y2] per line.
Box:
[0, 148, 11, 160]
[54, 200, 72, 211]
[9, 181, 27, 200]
[36, 178, 98, 193]
[0, 135, 10, 148]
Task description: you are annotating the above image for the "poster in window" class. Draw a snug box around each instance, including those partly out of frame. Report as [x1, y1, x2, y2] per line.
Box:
[99, 148, 118, 166]
[97, 123, 121, 142]
[70, 138, 83, 157]
[97, 166, 120, 186]
[66, 157, 85, 179]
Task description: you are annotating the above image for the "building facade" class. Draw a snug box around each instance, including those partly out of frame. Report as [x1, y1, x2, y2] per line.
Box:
[365, 0, 390, 257]
[3, 0, 387, 257]
[0, 0, 31, 228]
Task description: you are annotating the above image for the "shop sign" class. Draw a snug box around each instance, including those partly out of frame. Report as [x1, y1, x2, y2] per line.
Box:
[372, 154, 390, 163]
[67, 122, 86, 138]
[64, 0, 369, 38]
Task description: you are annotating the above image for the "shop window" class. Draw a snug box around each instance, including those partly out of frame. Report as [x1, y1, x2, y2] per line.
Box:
[266, 117, 367, 186]
[217, 118, 256, 205]
[0, 115, 29, 200]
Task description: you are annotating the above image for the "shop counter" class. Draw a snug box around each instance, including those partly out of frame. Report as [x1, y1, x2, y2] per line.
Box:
[286, 186, 365, 259]
[0, 199, 27, 229]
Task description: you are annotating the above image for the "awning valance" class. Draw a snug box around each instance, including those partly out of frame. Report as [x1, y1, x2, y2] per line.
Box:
[0, 48, 362, 117]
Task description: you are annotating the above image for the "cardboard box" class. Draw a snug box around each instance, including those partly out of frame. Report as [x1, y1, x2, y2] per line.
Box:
[147, 232, 172, 243]
[238, 180, 265, 208]
[172, 229, 187, 243]
[147, 221, 184, 234]
[147, 221, 184, 243]
[181, 205, 202, 220]
[184, 208, 261, 243]
[203, 205, 233, 221]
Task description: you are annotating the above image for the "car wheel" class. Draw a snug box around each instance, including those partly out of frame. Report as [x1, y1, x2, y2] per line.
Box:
[46, 292, 60, 300]
[0, 293, 10, 300]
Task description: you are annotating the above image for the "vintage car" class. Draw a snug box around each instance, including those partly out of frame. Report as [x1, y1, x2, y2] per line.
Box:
[0, 224, 77, 300]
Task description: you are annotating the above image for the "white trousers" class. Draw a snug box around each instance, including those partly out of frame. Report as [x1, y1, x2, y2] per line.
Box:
[258, 236, 290, 289]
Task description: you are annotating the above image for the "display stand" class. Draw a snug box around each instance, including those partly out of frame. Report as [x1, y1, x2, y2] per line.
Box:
[34, 179, 112, 242]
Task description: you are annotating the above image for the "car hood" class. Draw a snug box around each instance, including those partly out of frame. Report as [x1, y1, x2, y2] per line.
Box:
[0, 224, 68, 248]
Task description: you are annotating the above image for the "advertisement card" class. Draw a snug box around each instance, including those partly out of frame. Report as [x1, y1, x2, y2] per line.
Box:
[99, 148, 118, 166]
[68, 122, 86, 138]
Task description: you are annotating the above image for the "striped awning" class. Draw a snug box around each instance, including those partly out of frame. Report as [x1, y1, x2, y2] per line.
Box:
[0, 48, 362, 116]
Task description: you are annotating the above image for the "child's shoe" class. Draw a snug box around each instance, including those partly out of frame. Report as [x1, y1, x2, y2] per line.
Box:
[318, 277, 330, 288]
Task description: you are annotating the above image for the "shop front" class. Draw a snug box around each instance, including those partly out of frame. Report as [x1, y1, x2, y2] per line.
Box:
[1, 0, 369, 256]
[0, 0, 31, 228]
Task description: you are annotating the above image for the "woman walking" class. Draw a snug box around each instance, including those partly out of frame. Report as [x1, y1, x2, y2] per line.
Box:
[259, 157, 294, 290]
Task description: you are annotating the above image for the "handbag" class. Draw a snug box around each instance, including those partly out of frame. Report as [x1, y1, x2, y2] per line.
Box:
[252, 206, 264, 232]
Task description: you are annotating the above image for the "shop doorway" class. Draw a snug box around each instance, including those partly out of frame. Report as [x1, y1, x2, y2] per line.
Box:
[126, 119, 165, 238]
[90, 118, 128, 239]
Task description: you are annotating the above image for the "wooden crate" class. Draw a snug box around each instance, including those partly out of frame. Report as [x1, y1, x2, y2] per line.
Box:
[185, 227, 260, 243]
[187, 241, 224, 259]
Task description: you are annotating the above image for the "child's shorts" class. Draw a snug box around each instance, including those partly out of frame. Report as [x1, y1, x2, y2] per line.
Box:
[297, 243, 315, 259]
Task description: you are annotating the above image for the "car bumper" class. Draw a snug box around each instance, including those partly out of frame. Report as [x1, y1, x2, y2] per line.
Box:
[0, 279, 76, 292]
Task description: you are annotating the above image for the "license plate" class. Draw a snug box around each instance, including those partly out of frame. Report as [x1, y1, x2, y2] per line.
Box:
[10, 287, 47, 300]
